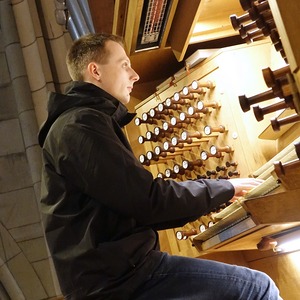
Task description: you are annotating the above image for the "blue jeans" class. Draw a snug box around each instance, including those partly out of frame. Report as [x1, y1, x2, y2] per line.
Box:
[132, 253, 282, 300]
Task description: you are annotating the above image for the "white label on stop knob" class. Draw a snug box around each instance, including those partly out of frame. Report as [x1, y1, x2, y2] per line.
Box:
[232, 132, 238, 139]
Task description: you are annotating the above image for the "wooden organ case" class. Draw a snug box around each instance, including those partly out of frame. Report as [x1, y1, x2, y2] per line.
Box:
[128, 0, 300, 275]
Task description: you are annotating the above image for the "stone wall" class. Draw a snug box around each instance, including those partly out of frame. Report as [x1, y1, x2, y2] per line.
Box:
[0, 0, 71, 298]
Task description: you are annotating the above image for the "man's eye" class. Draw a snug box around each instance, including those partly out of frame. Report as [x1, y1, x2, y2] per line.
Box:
[123, 62, 130, 68]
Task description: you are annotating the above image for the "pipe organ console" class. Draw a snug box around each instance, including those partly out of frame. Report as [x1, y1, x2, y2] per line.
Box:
[130, 0, 300, 257]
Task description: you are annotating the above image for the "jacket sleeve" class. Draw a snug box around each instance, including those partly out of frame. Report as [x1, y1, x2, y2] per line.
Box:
[54, 109, 235, 229]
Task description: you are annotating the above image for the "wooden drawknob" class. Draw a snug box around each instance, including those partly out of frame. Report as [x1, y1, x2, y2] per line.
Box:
[271, 113, 300, 131]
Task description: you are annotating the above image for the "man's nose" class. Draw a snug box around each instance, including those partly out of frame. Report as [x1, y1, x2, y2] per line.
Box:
[131, 68, 140, 82]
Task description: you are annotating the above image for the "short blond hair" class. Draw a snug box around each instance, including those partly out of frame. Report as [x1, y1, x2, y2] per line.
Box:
[66, 33, 124, 81]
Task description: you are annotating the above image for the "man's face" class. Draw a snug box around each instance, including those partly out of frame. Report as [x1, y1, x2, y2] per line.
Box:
[96, 41, 139, 105]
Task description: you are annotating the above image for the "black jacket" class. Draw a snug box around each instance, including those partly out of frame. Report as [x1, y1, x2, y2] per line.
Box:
[38, 82, 234, 299]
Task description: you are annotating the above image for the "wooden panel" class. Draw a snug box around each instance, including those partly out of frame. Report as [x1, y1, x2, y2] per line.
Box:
[158, 228, 200, 257]
[167, 0, 245, 61]
[88, 0, 114, 33]
[130, 47, 185, 84]
[168, 0, 202, 61]
[123, 0, 143, 54]
[190, 0, 244, 44]
[245, 250, 300, 300]
[242, 189, 300, 224]
[277, 122, 300, 150]
[159, 0, 179, 48]
[112, 0, 128, 36]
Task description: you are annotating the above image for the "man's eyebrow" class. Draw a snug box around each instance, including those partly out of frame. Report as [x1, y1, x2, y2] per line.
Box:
[118, 57, 131, 65]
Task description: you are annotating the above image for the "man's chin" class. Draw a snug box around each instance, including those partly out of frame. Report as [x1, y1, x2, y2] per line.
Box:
[120, 97, 130, 105]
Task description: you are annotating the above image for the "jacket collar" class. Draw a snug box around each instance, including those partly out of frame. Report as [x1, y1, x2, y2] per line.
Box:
[38, 82, 136, 146]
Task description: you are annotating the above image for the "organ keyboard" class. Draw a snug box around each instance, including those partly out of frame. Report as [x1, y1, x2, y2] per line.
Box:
[192, 139, 300, 253]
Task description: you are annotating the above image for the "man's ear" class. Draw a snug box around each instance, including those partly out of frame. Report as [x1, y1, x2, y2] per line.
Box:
[87, 62, 101, 81]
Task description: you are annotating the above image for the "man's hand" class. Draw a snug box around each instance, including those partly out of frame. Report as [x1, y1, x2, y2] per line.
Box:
[228, 177, 264, 201]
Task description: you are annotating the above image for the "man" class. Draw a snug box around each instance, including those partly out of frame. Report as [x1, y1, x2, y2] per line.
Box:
[38, 33, 281, 299]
